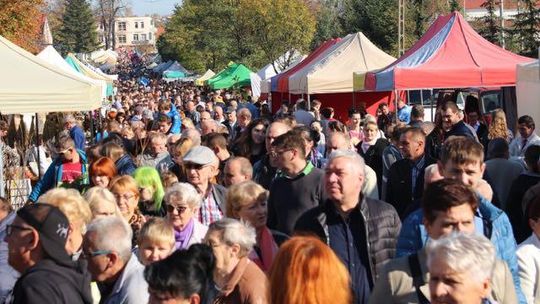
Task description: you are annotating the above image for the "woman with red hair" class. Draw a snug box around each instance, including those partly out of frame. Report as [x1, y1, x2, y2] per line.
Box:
[89, 156, 117, 188]
[269, 236, 354, 304]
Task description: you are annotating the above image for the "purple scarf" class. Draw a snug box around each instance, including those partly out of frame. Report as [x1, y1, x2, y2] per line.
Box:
[174, 218, 195, 250]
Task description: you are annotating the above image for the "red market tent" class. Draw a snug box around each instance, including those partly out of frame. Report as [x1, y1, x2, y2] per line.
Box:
[271, 38, 341, 93]
[364, 12, 534, 92]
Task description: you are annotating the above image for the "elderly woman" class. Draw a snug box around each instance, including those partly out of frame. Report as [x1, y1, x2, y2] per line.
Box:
[109, 175, 146, 248]
[165, 183, 208, 250]
[427, 233, 497, 304]
[205, 218, 268, 303]
[89, 156, 117, 188]
[226, 181, 285, 272]
[84, 186, 122, 219]
[356, 120, 389, 195]
[133, 167, 165, 217]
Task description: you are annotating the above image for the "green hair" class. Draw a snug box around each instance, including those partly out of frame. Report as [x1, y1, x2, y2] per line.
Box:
[133, 167, 165, 211]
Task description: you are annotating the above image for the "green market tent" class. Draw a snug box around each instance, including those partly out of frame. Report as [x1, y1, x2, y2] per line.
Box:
[207, 62, 253, 89]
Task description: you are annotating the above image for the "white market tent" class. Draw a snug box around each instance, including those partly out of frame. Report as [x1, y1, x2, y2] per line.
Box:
[516, 60, 540, 126]
[195, 69, 216, 86]
[37, 46, 108, 99]
[252, 50, 306, 97]
[288, 32, 396, 94]
[0, 35, 102, 114]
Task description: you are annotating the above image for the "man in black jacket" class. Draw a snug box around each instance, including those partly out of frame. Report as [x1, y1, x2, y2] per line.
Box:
[5, 204, 92, 304]
[387, 127, 436, 219]
[442, 101, 476, 140]
[295, 149, 401, 303]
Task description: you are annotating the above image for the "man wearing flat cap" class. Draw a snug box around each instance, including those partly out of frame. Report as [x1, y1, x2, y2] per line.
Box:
[4, 203, 92, 304]
[183, 146, 227, 226]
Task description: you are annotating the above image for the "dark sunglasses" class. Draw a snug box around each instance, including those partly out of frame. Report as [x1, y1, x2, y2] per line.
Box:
[166, 205, 188, 214]
[184, 163, 206, 170]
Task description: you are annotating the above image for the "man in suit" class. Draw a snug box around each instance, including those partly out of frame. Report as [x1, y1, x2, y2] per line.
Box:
[387, 127, 435, 219]
[467, 110, 488, 147]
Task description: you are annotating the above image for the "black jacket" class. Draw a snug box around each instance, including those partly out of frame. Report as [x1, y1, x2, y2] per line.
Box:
[294, 195, 401, 286]
[386, 155, 436, 219]
[10, 259, 92, 304]
[444, 120, 476, 140]
[356, 138, 390, 195]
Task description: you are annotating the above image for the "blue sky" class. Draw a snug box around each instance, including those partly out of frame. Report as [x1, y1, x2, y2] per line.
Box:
[132, 0, 182, 16]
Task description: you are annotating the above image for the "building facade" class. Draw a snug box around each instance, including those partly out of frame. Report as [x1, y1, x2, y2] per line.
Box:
[98, 16, 158, 50]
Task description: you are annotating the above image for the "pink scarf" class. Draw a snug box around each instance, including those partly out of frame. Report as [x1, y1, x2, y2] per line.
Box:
[249, 227, 278, 272]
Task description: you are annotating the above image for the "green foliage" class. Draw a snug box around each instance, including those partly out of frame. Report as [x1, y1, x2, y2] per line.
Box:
[158, 0, 316, 73]
[0, 0, 46, 53]
[56, 0, 99, 55]
[477, 0, 502, 46]
[340, 0, 398, 56]
[449, 0, 461, 12]
[512, 0, 540, 57]
[311, 0, 343, 50]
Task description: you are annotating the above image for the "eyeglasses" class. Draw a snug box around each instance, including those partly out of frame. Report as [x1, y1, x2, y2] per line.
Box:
[184, 163, 208, 170]
[166, 204, 188, 214]
[113, 193, 136, 201]
[82, 249, 113, 259]
[269, 149, 291, 158]
[6, 224, 33, 236]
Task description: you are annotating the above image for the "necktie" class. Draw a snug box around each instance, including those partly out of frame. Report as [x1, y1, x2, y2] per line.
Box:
[522, 138, 528, 151]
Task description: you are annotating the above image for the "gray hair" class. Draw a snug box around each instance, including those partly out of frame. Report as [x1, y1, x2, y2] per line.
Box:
[181, 128, 202, 146]
[226, 157, 253, 178]
[426, 233, 496, 285]
[86, 216, 133, 262]
[207, 218, 256, 257]
[328, 149, 365, 176]
[84, 186, 121, 218]
[164, 182, 202, 209]
[64, 114, 76, 124]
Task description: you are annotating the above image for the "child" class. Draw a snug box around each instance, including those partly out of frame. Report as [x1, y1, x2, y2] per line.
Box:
[137, 217, 175, 266]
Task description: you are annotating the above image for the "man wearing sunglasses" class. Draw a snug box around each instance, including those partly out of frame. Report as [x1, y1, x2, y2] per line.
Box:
[4, 204, 92, 304]
[28, 135, 89, 203]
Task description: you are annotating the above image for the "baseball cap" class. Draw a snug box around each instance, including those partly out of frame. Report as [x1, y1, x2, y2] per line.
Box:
[17, 204, 72, 265]
[182, 146, 217, 166]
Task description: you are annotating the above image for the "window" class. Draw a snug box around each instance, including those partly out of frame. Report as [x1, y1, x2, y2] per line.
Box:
[141, 34, 147, 41]
[141, 22, 144, 28]
[118, 35, 126, 44]
[134, 22, 138, 29]
[118, 22, 126, 31]
[149, 32, 152, 40]
[133, 34, 139, 41]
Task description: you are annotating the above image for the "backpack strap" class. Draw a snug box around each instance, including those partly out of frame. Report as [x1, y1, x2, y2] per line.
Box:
[408, 253, 430, 304]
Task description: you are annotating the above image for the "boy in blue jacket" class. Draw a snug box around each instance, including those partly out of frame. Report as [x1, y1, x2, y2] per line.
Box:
[396, 136, 526, 303]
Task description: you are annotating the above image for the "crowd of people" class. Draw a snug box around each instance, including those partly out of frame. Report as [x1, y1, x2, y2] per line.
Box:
[0, 57, 540, 304]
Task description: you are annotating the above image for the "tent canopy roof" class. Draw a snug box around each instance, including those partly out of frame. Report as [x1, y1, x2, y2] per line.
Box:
[207, 62, 253, 90]
[288, 32, 396, 94]
[195, 69, 215, 86]
[0, 36, 102, 114]
[271, 38, 341, 93]
[364, 12, 534, 92]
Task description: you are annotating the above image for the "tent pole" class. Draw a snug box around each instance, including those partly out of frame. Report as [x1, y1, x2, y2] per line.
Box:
[35, 113, 41, 178]
[394, 90, 399, 122]
[307, 93, 311, 110]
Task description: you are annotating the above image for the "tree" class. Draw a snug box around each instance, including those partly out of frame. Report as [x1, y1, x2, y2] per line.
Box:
[512, 0, 540, 57]
[340, 0, 399, 55]
[56, 0, 99, 55]
[476, 0, 502, 45]
[310, 0, 343, 50]
[95, 0, 128, 49]
[158, 0, 316, 73]
[246, 0, 316, 73]
[449, 0, 461, 12]
[0, 0, 46, 53]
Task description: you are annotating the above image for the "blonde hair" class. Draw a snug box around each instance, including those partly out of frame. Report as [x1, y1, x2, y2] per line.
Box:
[161, 171, 179, 188]
[488, 109, 510, 141]
[225, 181, 268, 218]
[38, 188, 92, 232]
[138, 217, 175, 248]
[84, 186, 122, 218]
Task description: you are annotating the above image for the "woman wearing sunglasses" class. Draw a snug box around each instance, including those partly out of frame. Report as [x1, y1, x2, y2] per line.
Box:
[165, 182, 208, 250]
